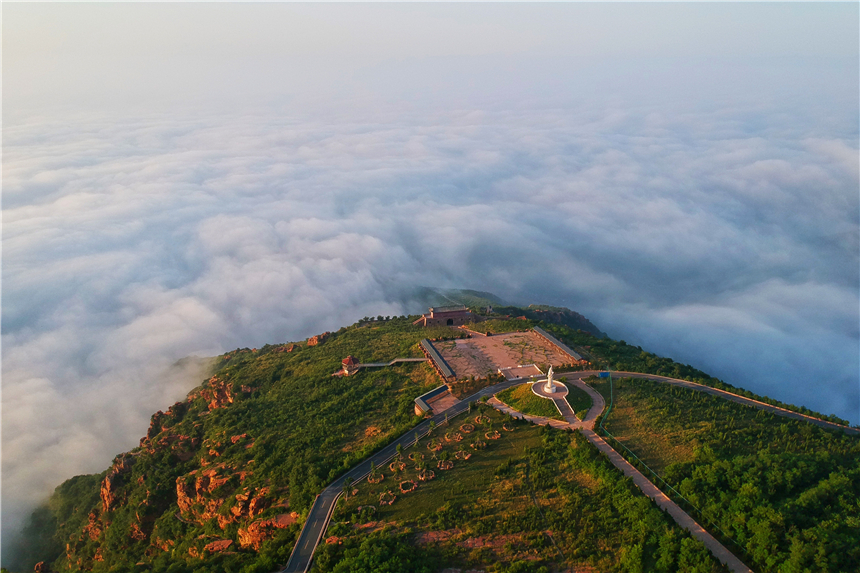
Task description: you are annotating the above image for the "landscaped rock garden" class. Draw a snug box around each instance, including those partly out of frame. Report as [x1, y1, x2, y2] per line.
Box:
[379, 490, 396, 506]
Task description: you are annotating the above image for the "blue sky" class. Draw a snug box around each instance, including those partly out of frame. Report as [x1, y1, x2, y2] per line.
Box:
[2, 1, 858, 555]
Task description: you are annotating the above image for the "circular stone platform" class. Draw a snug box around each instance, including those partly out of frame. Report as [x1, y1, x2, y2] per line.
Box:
[531, 380, 568, 400]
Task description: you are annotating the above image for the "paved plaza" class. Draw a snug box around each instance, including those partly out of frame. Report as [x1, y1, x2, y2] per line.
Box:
[433, 330, 573, 379]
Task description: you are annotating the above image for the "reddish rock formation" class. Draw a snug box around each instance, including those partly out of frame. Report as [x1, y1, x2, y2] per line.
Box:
[130, 522, 148, 541]
[100, 456, 135, 512]
[217, 513, 234, 530]
[237, 512, 299, 550]
[307, 332, 330, 346]
[82, 510, 102, 541]
[248, 494, 271, 517]
[146, 411, 169, 440]
[231, 433, 248, 444]
[204, 539, 233, 553]
[176, 477, 196, 514]
[140, 428, 199, 461]
[198, 376, 235, 410]
[272, 512, 299, 527]
[177, 468, 270, 528]
[34, 562, 51, 573]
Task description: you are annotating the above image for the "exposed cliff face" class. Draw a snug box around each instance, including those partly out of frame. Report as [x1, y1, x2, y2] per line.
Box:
[145, 401, 189, 441]
[199, 376, 236, 410]
[100, 456, 135, 512]
[238, 513, 300, 550]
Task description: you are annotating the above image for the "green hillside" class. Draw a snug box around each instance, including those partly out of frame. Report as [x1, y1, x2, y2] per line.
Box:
[6, 303, 856, 573]
[591, 376, 860, 573]
[318, 405, 725, 573]
[8, 317, 454, 573]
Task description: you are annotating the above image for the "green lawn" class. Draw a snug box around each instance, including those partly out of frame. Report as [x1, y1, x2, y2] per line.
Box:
[335, 406, 541, 524]
[318, 405, 727, 573]
[496, 383, 562, 420]
[562, 383, 593, 420]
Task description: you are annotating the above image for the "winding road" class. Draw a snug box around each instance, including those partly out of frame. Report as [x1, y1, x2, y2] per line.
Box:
[282, 369, 855, 572]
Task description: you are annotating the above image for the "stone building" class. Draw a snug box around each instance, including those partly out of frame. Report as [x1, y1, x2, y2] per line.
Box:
[412, 306, 474, 327]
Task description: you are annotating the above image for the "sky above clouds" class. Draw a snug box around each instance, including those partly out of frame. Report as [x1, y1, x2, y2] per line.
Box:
[2, 2, 858, 554]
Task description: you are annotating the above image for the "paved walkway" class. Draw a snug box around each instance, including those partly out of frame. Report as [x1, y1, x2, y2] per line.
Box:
[488, 377, 754, 573]
[582, 428, 752, 573]
[358, 357, 429, 367]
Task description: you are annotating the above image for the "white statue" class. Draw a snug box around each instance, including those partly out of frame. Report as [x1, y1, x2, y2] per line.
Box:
[544, 365, 555, 393]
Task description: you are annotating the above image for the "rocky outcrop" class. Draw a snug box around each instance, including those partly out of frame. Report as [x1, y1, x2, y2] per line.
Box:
[130, 522, 148, 541]
[82, 510, 102, 541]
[230, 486, 271, 521]
[144, 402, 189, 441]
[176, 477, 196, 514]
[34, 562, 52, 573]
[237, 513, 300, 550]
[204, 539, 233, 553]
[100, 456, 135, 512]
[199, 376, 235, 410]
[307, 332, 330, 346]
[176, 467, 264, 528]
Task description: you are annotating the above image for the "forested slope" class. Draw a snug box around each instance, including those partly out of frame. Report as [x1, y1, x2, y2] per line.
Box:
[592, 377, 860, 573]
[9, 317, 451, 573]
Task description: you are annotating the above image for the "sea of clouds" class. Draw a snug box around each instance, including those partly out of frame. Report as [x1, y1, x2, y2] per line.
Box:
[3, 4, 858, 557]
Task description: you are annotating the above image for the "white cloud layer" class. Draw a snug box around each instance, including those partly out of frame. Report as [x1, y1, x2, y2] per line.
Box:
[2, 1, 858, 560]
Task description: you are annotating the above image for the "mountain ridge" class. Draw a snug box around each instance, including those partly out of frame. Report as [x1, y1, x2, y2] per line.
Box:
[5, 300, 856, 573]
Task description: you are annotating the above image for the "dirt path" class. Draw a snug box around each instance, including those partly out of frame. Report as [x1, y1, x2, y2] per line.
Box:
[488, 378, 753, 573]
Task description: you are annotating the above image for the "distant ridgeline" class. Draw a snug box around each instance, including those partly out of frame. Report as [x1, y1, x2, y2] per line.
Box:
[6, 299, 856, 573]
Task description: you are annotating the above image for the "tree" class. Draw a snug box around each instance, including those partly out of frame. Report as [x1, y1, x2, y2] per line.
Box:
[342, 477, 353, 500]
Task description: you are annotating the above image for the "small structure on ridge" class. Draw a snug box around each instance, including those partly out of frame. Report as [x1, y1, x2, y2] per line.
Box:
[341, 355, 360, 376]
[412, 306, 474, 327]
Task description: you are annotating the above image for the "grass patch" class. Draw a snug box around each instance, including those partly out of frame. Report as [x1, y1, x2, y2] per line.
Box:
[321, 406, 727, 573]
[337, 406, 542, 525]
[562, 383, 593, 420]
[465, 318, 535, 335]
[496, 383, 562, 420]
